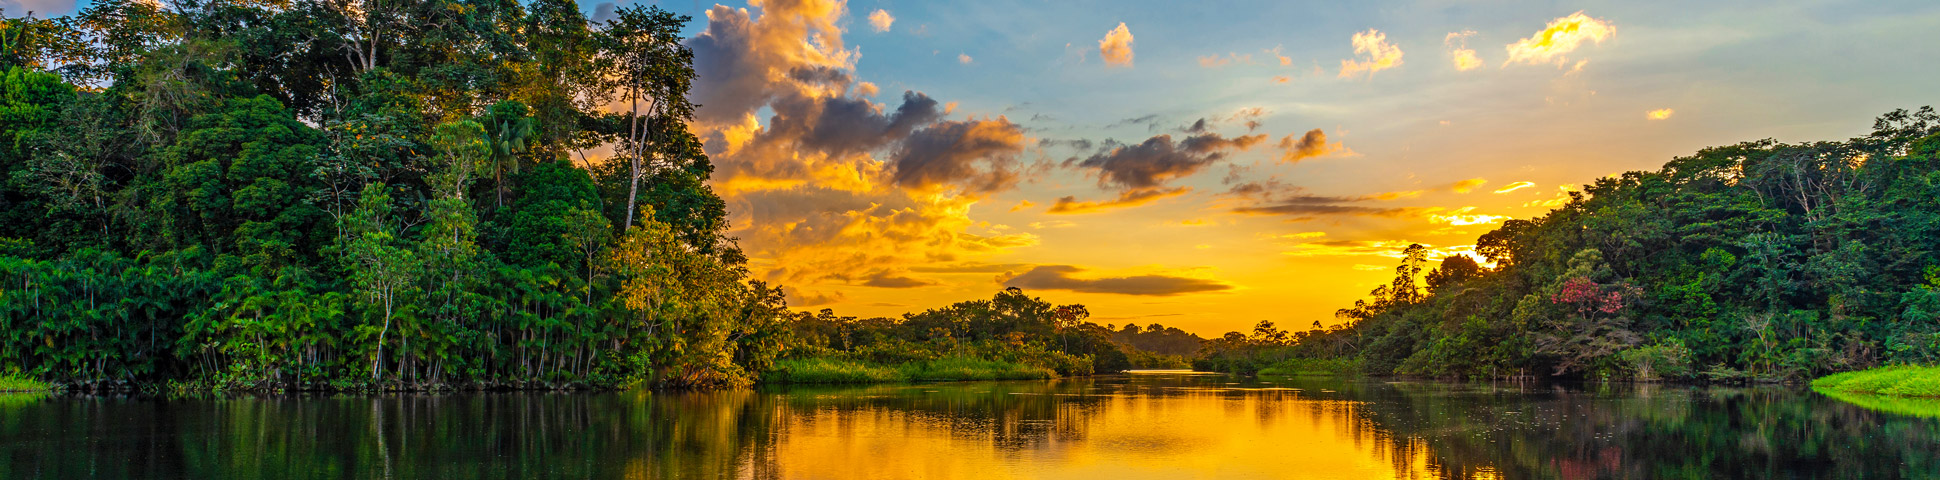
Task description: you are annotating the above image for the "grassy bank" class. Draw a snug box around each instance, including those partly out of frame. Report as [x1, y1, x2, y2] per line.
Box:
[765, 357, 1057, 384]
[1812, 365, 1940, 397]
[1256, 358, 1361, 377]
[0, 374, 52, 392]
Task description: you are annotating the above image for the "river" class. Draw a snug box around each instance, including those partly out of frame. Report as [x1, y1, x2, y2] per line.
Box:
[3, 371, 1936, 479]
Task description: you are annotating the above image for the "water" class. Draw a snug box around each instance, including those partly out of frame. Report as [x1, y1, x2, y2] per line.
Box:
[3, 371, 1937, 479]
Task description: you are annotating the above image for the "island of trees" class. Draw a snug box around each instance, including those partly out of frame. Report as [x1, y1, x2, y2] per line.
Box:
[2, 1, 1936, 395]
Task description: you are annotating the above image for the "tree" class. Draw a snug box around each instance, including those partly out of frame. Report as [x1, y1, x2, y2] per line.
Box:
[596, 5, 697, 229]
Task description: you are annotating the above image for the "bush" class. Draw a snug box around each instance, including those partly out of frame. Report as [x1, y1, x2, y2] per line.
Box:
[1812, 365, 1940, 397]
[0, 373, 51, 392]
[766, 358, 903, 383]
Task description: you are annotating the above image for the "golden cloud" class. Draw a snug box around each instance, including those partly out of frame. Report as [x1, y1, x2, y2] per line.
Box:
[1339, 29, 1403, 79]
[688, 0, 1038, 296]
[1277, 129, 1343, 163]
[999, 265, 1233, 296]
[1048, 187, 1190, 214]
[1444, 31, 1482, 71]
[1099, 22, 1135, 67]
[1451, 178, 1488, 193]
[1493, 181, 1536, 193]
[1429, 207, 1509, 226]
[1503, 11, 1614, 67]
[1647, 108, 1675, 120]
[868, 9, 893, 32]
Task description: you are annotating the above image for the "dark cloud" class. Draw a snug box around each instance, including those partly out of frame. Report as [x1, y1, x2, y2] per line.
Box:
[862, 274, 940, 288]
[785, 288, 844, 308]
[999, 265, 1233, 296]
[1231, 203, 1412, 217]
[910, 262, 1033, 273]
[1106, 114, 1162, 130]
[590, 2, 618, 24]
[1047, 187, 1189, 214]
[1038, 138, 1094, 150]
[889, 118, 1026, 194]
[760, 90, 943, 159]
[1073, 133, 1265, 191]
[1278, 129, 1338, 163]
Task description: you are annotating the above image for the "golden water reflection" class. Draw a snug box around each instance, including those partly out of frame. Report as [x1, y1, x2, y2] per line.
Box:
[2, 373, 1937, 479]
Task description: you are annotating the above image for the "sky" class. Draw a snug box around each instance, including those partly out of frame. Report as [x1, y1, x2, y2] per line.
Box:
[34, 0, 1940, 337]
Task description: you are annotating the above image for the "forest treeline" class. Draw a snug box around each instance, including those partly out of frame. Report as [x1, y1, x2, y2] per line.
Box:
[1204, 108, 1940, 382]
[0, 1, 1161, 391]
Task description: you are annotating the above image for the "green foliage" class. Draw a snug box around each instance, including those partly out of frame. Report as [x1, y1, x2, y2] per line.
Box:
[0, 373, 50, 392]
[0, 4, 789, 392]
[1260, 108, 1940, 382]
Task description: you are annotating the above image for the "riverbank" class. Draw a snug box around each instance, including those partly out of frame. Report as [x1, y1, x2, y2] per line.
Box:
[763, 357, 1057, 384]
[0, 374, 52, 393]
[1812, 365, 1940, 397]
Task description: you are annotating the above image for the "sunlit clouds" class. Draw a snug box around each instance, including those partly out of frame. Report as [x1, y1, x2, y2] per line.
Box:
[1339, 29, 1403, 78]
[1277, 129, 1341, 163]
[1444, 31, 1482, 71]
[999, 265, 1233, 296]
[654, 0, 1936, 336]
[1503, 11, 1615, 67]
[1493, 181, 1536, 193]
[1099, 22, 1135, 67]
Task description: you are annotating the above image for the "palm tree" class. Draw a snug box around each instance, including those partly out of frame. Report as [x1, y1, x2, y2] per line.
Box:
[481, 100, 535, 208]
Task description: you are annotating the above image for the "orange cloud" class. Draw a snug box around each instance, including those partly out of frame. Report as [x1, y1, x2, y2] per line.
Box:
[1503, 11, 1614, 67]
[1277, 129, 1342, 163]
[1429, 207, 1509, 226]
[1451, 178, 1488, 193]
[1266, 45, 1293, 66]
[1339, 29, 1403, 79]
[867, 9, 893, 32]
[1010, 200, 1035, 211]
[1493, 181, 1536, 193]
[999, 265, 1233, 296]
[1047, 187, 1190, 214]
[1099, 23, 1135, 67]
[958, 53, 973, 64]
[1197, 52, 1253, 68]
[1647, 108, 1675, 120]
[686, 0, 1038, 295]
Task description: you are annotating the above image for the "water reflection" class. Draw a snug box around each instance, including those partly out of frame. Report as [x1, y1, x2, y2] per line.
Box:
[2, 374, 1936, 479]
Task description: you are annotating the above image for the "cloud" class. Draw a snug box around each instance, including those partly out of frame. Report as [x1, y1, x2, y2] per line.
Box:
[868, 9, 894, 32]
[1493, 181, 1536, 193]
[888, 117, 1026, 193]
[1048, 187, 1190, 214]
[1197, 52, 1253, 68]
[1279, 240, 1475, 260]
[1503, 11, 1614, 67]
[958, 53, 973, 64]
[999, 265, 1233, 296]
[1010, 200, 1035, 211]
[862, 273, 939, 288]
[1266, 45, 1293, 66]
[1430, 207, 1510, 226]
[1444, 31, 1482, 71]
[1099, 22, 1135, 67]
[1451, 178, 1488, 193]
[685, 0, 1038, 299]
[1073, 132, 1266, 192]
[1339, 29, 1403, 79]
[1277, 129, 1342, 163]
[1273, 76, 1291, 83]
[786, 288, 845, 307]
[1647, 108, 1675, 120]
[1224, 182, 1423, 219]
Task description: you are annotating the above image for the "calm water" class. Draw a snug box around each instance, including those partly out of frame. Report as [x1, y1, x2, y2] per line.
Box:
[3, 371, 1938, 479]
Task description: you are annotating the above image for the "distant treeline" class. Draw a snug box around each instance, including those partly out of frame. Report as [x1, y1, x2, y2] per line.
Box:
[1205, 108, 1940, 382]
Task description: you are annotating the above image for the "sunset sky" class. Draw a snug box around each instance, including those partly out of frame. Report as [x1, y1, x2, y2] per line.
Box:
[30, 0, 1940, 336]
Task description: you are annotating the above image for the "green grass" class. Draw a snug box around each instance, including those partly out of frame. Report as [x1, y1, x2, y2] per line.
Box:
[0, 373, 51, 392]
[899, 357, 1055, 382]
[1812, 365, 1940, 396]
[767, 358, 905, 384]
[1257, 358, 1360, 377]
[765, 356, 1055, 384]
